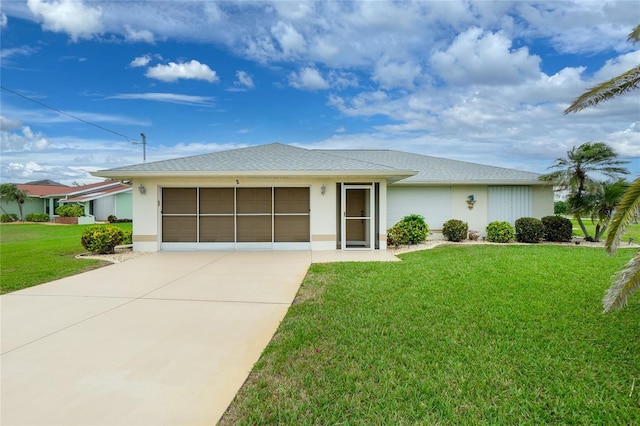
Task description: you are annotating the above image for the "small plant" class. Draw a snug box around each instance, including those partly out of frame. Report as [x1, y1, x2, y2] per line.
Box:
[387, 214, 429, 246]
[515, 217, 544, 243]
[80, 225, 124, 254]
[25, 213, 50, 222]
[1, 213, 19, 223]
[56, 204, 85, 217]
[108, 215, 117, 223]
[122, 230, 133, 245]
[486, 221, 514, 243]
[442, 219, 469, 242]
[468, 230, 480, 241]
[541, 215, 573, 242]
[554, 201, 568, 215]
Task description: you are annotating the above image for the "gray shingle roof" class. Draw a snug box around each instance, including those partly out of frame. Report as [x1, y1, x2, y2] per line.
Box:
[94, 142, 543, 185]
[95, 143, 413, 178]
[322, 149, 542, 184]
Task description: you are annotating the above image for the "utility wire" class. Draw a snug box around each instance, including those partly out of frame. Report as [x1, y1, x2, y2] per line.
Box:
[1, 85, 133, 142]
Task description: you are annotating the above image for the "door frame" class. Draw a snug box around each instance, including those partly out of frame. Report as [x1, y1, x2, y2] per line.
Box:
[341, 183, 375, 250]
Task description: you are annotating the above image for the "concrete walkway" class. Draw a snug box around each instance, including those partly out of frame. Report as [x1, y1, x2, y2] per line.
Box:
[1, 250, 397, 425]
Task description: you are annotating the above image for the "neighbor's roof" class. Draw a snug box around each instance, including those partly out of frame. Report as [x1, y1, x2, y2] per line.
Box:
[93, 143, 416, 181]
[59, 184, 132, 203]
[17, 180, 131, 198]
[322, 150, 544, 185]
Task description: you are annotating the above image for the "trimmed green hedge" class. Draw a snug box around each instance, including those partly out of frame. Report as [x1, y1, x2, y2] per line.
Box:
[25, 213, 50, 222]
[486, 221, 514, 243]
[442, 219, 469, 242]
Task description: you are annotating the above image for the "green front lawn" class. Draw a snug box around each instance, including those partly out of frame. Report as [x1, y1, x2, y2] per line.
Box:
[0, 223, 132, 294]
[221, 245, 640, 424]
[571, 218, 640, 242]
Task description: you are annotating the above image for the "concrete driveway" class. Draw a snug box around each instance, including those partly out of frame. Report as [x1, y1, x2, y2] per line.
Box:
[1, 251, 313, 426]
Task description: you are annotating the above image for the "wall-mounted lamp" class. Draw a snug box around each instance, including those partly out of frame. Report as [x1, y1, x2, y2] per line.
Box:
[138, 184, 146, 195]
[466, 194, 476, 210]
[321, 184, 326, 196]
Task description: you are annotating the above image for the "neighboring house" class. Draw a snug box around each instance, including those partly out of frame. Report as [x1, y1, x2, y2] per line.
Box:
[0, 179, 132, 221]
[93, 143, 553, 252]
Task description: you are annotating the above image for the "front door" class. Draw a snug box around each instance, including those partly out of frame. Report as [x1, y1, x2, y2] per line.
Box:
[341, 184, 375, 250]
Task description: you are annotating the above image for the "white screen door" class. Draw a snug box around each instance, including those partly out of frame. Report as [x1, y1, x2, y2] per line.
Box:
[341, 184, 375, 250]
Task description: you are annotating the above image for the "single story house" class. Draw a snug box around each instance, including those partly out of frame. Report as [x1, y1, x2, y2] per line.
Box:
[93, 142, 553, 252]
[1, 179, 132, 222]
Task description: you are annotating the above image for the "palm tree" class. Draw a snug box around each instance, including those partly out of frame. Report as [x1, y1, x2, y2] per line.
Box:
[563, 24, 640, 312]
[538, 142, 628, 240]
[564, 24, 640, 113]
[0, 183, 28, 222]
[588, 179, 629, 241]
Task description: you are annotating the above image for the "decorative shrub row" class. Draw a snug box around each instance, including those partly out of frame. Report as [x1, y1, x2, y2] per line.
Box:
[56, 204, 85, 217]
[107, 215, 132, 223]
[1, 213, 18, 222]
[25, 213, 50, 222]
[442, 219, 468, 242]
[81, 225, 125, 254]
[387, 214, 429, 246]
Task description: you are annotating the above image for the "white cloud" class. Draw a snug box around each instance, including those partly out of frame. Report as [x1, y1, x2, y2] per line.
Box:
[27, 0, 103, 41]
[1, 46, 38, 59]
[0, 116, 22, 131]
[145, 60, 219, 83]
[1, 126, 49, 152]
[125, 25, 155, 43]
[1, 12, 7, 28]
[271, 21, 306, 56]
[372, 58, 421, 89]
[289, 67, 329, 90]
[431, 27, 541, 86]
[108, 92, 215, 106]
[230, 71, 254, 91]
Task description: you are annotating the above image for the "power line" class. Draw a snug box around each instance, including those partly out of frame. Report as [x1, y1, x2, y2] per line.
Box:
[1, 85, 133, 142]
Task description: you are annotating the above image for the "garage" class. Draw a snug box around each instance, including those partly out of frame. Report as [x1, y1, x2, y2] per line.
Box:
[160, 187, 310, 250]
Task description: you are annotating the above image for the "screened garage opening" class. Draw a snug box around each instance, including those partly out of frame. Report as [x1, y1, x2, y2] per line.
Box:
[161, 187, 310, 250]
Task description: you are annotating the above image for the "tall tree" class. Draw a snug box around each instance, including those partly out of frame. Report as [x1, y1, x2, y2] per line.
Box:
[563, 24, 640, 312]
[538, 142, 628, 240]
[0, 184, 28, 222]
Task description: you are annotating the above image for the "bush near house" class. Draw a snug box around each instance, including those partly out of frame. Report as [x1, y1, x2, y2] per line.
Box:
[80, 225, 124, 254]
[387, 214, 429, 246]
[56, 204, 85, 217]
[107, 215, 133, 223]
[25, 213, 50, 222]
[542, 216, 573, 242]
[554, 201, 568, 215]
[486, 221, 514, 243]
[515, 217, 544, 243]
[442, 219, 469, 242]
[122, 230, 133, 245]
[1, 213, 19, 223]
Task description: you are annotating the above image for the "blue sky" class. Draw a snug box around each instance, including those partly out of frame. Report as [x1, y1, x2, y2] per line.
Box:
[1, 0, 638, 185]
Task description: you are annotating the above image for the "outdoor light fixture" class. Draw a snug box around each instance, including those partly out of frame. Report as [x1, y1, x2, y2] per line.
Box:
[466, 194, 476, 210]
[138, 184, 146, 195]
[321, 184, 326, 196]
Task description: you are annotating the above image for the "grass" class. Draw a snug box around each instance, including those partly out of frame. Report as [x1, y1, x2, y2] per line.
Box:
[571, 218, 640, 242]
[221, 245, 640, 425]
[0, 223, 132, 294]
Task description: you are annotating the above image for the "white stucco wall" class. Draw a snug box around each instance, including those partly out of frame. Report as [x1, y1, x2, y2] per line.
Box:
[450, 186, 489, 234]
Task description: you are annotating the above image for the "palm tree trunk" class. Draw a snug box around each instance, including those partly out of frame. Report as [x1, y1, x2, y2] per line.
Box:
[576, 216, 592, 240]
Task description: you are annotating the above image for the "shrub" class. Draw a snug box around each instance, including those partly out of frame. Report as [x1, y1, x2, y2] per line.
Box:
[122, 230, 133, 245]
[108, 215, 117, 223]
[554, 201, 568, 215]
[515, 217, 544, 243]
[442, 219, 468, 242]
[56, 204, 85, 217]
[81, 225, 124, 254]
[387, 214, 429, 246]
[25, 213, 50, 222]
[486, 221, 514, 243]
[1, 213, 18, 223]
[541, 215, 573, 242]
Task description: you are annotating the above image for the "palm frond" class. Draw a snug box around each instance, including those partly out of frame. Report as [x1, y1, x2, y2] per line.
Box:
[564, 65, 640, 114]
[603, 252, 640, 312]
[628, 24, 640, 44]
[605, 177, 640, 255]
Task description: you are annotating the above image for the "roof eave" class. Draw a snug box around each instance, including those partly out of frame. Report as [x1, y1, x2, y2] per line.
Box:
[93, 170, 417, 180]
[391, 179, 549, 186]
